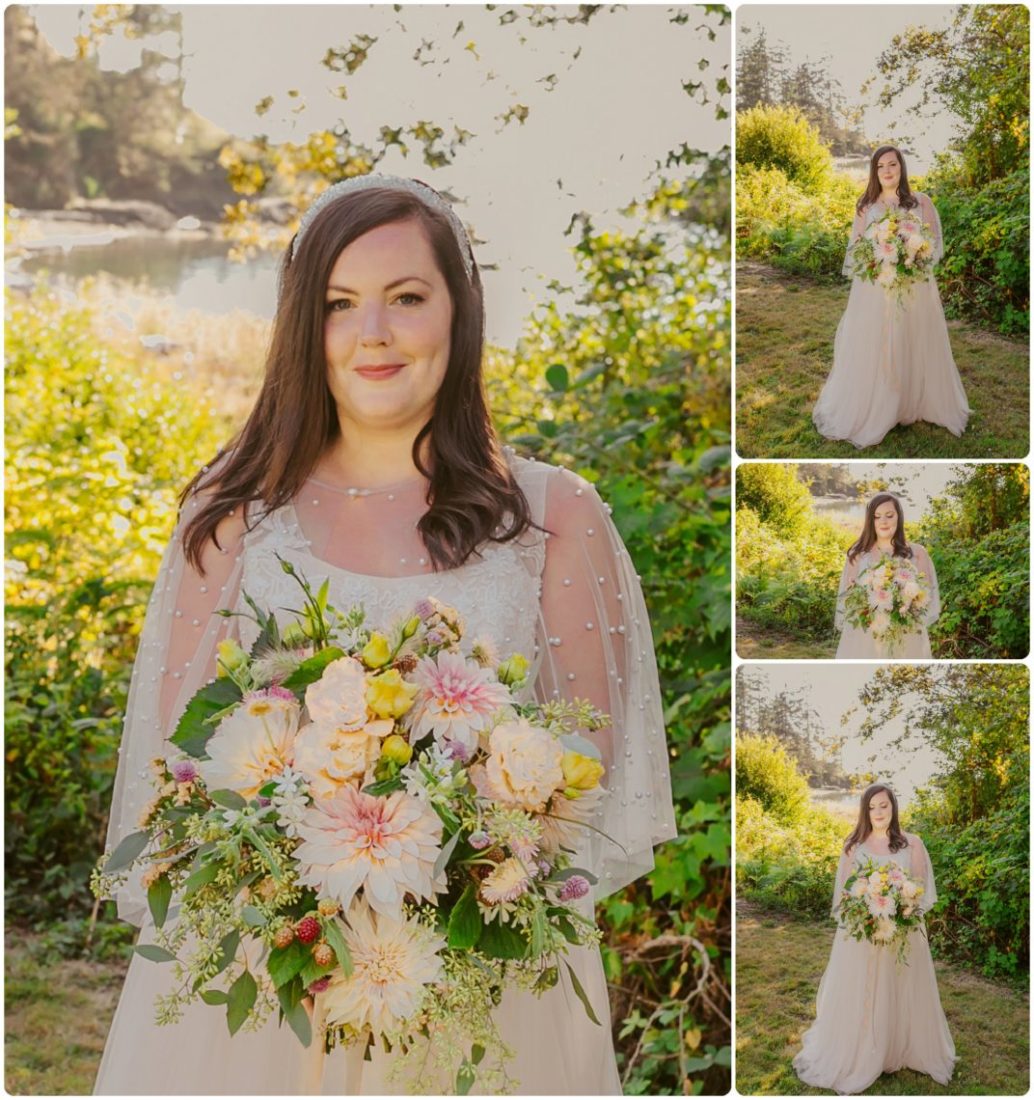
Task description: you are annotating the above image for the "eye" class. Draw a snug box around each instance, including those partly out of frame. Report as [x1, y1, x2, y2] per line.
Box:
[396, 292, 425, 306]
[326, 298, 353, 313]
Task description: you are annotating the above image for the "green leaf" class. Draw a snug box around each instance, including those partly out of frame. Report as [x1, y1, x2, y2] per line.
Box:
[171, 678, 243, 756]
[433, 827, 462, 879]
[283, 647, 345, 694]
[322, 918, 353, 976]
[281, 993, 312, 1047]
[545, 363, 569, 391]
[241, 905, 266, 928]
[268, 939, 309, 988]
[147, 875, 172, 929]
[213, 930, 241, 976]
[135, 944, 178, 963]
[478, 920, 527, 960]
[470, 1043, 485, 1065]
[183, 861, 220, 898]
[447, 884, 482, 950]
[200, 988, 230, 1006]
[226, 969, 258, 1036]
[456, 1064, 476, 1095]
[105, 830, 149, 873]
[361, 775, 404, 797]
[208, 788, 246, 811]
[563, 959, 601, 1026]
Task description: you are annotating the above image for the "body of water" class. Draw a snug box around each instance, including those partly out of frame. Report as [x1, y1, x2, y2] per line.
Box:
[17, 236, 280, 318]
[810, 787, 860, 820]
[812, 495, 865, 530]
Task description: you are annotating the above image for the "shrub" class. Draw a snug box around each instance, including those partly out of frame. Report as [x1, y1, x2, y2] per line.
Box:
[736, 106, 833, 192]
[736, 463, 812, 536]
[735, 734, 810, 825]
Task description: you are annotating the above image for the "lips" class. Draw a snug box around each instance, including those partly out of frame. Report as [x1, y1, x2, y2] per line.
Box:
[355, 363, 405, 381]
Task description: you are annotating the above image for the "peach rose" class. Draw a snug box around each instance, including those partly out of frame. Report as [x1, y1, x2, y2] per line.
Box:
[480, 719, 564, 812]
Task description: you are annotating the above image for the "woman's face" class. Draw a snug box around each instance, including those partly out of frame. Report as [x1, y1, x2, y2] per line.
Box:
[868, 790, 893, 832]
[323, 217, 453, 436]
[876, 151, 901, 192]
[873, 500, 899, 542]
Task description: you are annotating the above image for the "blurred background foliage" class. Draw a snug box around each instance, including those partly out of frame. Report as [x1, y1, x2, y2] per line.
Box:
[5, 5, 731, 1093]
[735, 462, 1029, 659]
[735, 664, 1030, 984]
[735, 5, 1030, 336]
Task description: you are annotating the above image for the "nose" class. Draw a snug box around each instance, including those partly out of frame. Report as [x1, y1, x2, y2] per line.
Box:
[358, 303, 392, 346]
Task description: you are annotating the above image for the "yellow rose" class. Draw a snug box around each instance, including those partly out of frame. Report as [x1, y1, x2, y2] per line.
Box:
[366, 668, 419, 719]
[216, 638, 248, 676]
[380, 733, 413, 766]
[497, 653, 530, 687]
[561, 751, 605, 797]
[361, 633, 393, 669]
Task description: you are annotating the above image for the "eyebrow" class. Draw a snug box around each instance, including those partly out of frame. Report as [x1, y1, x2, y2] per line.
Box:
[326, 276, 432, 295]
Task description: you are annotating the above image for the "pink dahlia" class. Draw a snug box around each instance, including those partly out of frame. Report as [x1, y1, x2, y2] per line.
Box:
[409, 652, 512, 753]
[867, 891, 897, 919]
[294, 786, 443, 919]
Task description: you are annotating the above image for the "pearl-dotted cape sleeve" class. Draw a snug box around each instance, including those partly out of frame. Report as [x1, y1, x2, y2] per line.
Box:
[917, 193, 944, 264]
[834, 552, 862, 632]
[907, 833, 938, 912]
[103, 486, 247, 925]
[520, 461, 677, 900]
[842, 207, 869, 277]
[911, 544, 941, 626]
[831, 844, 857, 918]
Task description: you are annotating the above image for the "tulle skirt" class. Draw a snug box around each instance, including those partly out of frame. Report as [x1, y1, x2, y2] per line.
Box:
[793, 925, 956, 1094]
[94, 920, 620, 1095]
[813, 278, 970, 449]
[836, 625, 932, 659]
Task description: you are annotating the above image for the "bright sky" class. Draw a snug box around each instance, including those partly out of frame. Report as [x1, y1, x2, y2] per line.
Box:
[738, 663, 944, 807]
[738, 4, 963, 174]
[29, 3, 730, 346]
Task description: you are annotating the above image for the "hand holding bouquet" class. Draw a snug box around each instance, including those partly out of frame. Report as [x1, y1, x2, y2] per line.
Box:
[94, 558, 610, 1094]
[842, 553, 931, 656]
[849, 207, 936, 301]
[837, 856, 927, 962]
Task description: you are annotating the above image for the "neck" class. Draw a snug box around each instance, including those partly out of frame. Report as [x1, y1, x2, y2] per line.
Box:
[870, 826, 890, 839]
[875, 537, 894, 552]
[321, 424, 429, 489]
[881, 186, 898, 203]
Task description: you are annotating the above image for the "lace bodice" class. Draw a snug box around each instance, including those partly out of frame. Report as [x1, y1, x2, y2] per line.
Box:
[236, 502, 543, 669]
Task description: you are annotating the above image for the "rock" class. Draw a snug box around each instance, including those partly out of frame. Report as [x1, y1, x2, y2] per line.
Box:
[66, 198, 177, 231]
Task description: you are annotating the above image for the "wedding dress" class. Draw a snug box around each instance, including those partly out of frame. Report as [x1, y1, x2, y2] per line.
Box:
[834, 544, 940, 659]
[812, 193, 971, 448]
[793, 834, 956, 1094]
[94, 453, 676, 1095]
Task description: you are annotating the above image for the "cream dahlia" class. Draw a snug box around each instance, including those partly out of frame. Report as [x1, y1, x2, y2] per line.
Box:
[321, 899, 445, 1035]
[294, 786, 443, 918]
[305, 656, 371, 730]
[409, 651, 512, 752]
[293, 720, 391, 799]
[479, 857, 532, 905]
[538, 785, 603, 854]
[200, 692, 300, 799]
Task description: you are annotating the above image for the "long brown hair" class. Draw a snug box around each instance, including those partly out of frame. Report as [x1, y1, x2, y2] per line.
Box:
[847, 493, 912, 564]
[844, 783, 908, 854]
[857, 144, 919, 214]
[181, 185, 531, 573]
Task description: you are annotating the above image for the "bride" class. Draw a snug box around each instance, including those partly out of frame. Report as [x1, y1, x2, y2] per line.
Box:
[793, 784, 956, 1093]
[834, 492, 939, 659]
[812, 145, 971, 449]
[94, 175, 676, 1094]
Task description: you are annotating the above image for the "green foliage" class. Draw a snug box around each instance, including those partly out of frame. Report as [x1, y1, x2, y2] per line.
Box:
[4, 284, 228, 920]
[735, 735, 810, 826]
[735, 463, 812, 536]
[735, 105, 832, 191]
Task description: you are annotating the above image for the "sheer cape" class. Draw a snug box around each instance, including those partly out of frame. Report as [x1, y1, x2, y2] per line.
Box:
[104, 452, 677, 925]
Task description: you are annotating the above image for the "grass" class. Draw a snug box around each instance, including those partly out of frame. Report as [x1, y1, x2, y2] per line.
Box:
[735, 615, 834, 659]
[4, 930, 131, 1095]
[735, 901, 1030, 1095]
[735, 264, 1030, 459]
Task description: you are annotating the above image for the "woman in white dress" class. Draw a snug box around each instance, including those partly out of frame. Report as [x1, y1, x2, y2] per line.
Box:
[835, 492, 939, 659]
[794, 784, 956, 1094]
[812, 145, 970, 449]
[95, 176, 677, 1094]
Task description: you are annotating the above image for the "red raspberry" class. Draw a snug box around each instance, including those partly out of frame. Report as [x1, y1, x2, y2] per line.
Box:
[313, 942, 334, 968]
[274, 925, 295, 949]
[296, 916, 320, 944]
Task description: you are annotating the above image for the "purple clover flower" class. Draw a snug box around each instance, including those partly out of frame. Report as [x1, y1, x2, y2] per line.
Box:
[308, 977, 331, 994]
[558, 875, 591, 902]
[414, 598, 436, 621]
[469, 831, 491, 850]
[171, 760, 199, 784]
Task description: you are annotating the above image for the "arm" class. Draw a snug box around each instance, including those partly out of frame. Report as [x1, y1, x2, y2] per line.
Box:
[911, 544, 940, 626]
[831, 844, 855, 918]
[104, 484, 247, 924]
[908, 833, 938, 912]
[835, 552, 860, 632]
[534, 467, 677, 899]
[842, 206, 868, 277]
[916, 193, 944, 264]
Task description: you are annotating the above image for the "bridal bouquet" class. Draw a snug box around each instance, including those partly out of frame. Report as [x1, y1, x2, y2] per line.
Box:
[842, 553, 930, 655]
[837, 856, 926, 961]
[850, 207, 936, 299]
[94, 558, 608, 1094]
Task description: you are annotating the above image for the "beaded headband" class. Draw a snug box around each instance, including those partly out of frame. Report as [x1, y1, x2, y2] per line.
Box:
[289, 174, 475, 280]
